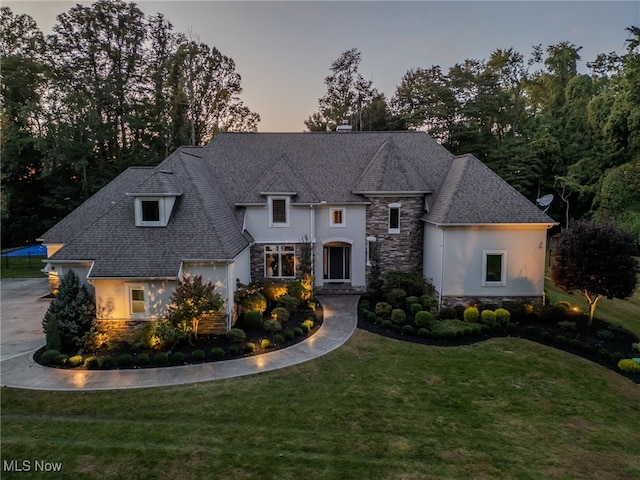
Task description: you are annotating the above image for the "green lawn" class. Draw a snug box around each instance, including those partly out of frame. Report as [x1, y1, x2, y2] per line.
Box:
[2, 330, 639, 479]
[0, 255, 47, 279]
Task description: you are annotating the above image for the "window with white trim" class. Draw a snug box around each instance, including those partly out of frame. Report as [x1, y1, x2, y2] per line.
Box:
[135, 198, 165, 227]
[330, 208, 346, 227]
[482, 251, 507, 286]
[366, 236, 377, 266]
[128, 285, 147, 315]
[269, 197, 289, 227]
[388, 203, 401, 234]
[264, 245, 296, 278]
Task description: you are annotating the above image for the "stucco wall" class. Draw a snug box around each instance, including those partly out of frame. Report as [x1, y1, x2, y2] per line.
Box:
[93, 278, 176, 321]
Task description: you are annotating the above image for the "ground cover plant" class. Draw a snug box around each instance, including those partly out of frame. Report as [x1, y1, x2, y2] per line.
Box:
[2, 330, 640, 479]
[0, 254, 47, 279]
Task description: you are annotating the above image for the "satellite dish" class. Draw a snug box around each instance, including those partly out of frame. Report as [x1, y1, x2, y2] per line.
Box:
[536, 194, 554, 213]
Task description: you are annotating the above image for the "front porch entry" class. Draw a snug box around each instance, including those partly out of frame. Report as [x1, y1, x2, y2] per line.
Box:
[323, 243, 351, 284]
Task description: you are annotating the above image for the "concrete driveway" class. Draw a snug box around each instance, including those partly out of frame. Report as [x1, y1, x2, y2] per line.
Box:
[0, 278, 51, 361]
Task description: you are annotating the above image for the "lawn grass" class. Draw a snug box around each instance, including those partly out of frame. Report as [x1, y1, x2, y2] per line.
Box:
[0, 255, 47, 279]
[2, 330, 640, 479]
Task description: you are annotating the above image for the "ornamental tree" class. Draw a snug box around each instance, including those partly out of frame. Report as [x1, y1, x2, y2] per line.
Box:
[167, 275, 224, 341]
[551, 220, 639, 325]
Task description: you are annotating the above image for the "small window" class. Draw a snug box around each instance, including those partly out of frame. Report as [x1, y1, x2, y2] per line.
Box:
[269, 197, 289, 226]
[330, 208, 345, 227]
[483, 251, 507, 286]
[389, 203, 401, 234]
[141, 200, 160, 222]
[366, 236, 376, 266]
[129, 286, 146, 315]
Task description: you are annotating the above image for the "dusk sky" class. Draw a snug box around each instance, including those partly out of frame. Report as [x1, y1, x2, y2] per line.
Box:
[6, 1, 639, 132]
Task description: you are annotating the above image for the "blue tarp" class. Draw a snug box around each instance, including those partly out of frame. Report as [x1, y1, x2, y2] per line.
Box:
[2, 245, 47, 257]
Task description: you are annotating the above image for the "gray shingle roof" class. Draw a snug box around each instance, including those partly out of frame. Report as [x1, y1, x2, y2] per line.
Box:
[425, 154, 555, 225]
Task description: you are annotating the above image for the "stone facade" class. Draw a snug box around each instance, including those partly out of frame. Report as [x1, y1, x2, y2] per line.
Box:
[250, 243, 306, 282]
[365, 196, 425, 282]
[439, 295, 545, 311]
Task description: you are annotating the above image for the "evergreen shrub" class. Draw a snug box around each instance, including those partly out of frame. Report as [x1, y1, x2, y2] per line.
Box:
[136, 353, 150, 366]
[391, 309, 407, 325]
[211, 347, 225, 359]
[154, 352, 168, 365]
[463, 307, 479, 323]
[191, 349, 205, 361]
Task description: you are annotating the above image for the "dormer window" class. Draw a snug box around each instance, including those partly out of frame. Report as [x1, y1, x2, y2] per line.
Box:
[141, 200, 160, 223]
[133, 196, 177, 227]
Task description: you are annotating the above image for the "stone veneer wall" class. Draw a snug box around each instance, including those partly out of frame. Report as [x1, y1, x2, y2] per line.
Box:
[250, 243, 305, 281]
[365, 196, 425, 283]
[440, 295, 545, 310]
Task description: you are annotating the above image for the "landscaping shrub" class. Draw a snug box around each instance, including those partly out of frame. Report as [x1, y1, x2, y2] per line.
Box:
[555, 335, 568, 345]
[117, 354, 133, 367]
[365, 311, 377, 322]
[598, 348, 612, 361]
[228, 345, 240, 356]
[420, 294, 438, 311]
[240, 292, 267, 313]
[410, 303, 423, 315]
[495, 308, 511, 325]
[260, 339, 271, 349]
[414, 310, 434, 328]
[551, 301, 572, 321]
[227, 328, 247, 344]
[382, 320, 393, 329]
[55, 354, 69, 366]
[211, 347, 225, 360]
[287, 278, 312, 302]
[597, 329, 615, 340]
[438, 307, 457, 320]
[154, 352, 168, 365]
[99, 356, 113, 368]
[612, 352, 625, 363]
[558, 321, 577, 331]
[385, 271, 426, 297]
[386, 288, 407, 308]
[273, 334, 285, 345]
[245, 342, 256, 353]
[171, 351, 185, 364]
[405, 296, 419, 308]
[283, 330, 294, 341]
[84, 356, 99, 369]
[521, 326, 537, 337]
[263, 319, 282, 333]
[417, 328, 430, 338]
[68, 355, 83, 367]
[463, 307, 479, 323]
[270, 307, 290, 323]
[276, 294, 301, 312]
[359, 300, 371, 312]
[262, 280, 288, 303]
[375, 302, 393, 318]
[191, 349, 205, 362]
[41, 349, 60, 366]
[391, 309, 407, 325]
[301, 319, 314, 331]
[505, 323, 517, 333]
[136, 353, 150, 366]
[150, 318, 182, 350]
[293, 327, 304, 337]
[243, 310, 264, 330]
[618, 359, 640, 373]
[480, 309, 496, 326]
[42, 270, 97, 352]
[401, 325, 415, 335]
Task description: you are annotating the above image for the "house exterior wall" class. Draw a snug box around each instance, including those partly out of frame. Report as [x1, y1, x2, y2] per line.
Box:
[434, 225, 548, 307]
[365, 196, 425, 277]
[423, 223, 444, 290]
[93, 278, 176, 321]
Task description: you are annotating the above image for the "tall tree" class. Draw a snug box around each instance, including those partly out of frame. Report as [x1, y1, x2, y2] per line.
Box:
[305, 48, 379, 131]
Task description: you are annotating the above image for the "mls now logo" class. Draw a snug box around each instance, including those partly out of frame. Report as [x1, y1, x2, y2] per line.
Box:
[3, 460, 63, 472]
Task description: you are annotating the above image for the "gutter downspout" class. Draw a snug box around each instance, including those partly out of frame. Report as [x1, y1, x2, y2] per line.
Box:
[440, 229, 445, 310]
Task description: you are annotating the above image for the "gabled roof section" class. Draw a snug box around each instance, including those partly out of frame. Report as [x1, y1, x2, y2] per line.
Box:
[353, 137, 430, 194]
[45, 146, 251, 278]
[425, 154, 555, 225]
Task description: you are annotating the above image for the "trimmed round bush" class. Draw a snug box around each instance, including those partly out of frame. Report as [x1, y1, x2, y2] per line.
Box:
[386, 288, 407, 307]
[405, 296, 419, 308]
[84, 356, 99, 369]
[382, 320, 393, 329]
[301, 319, 314, 331]
[260, 339, 271, 349]
[191, 349, 205, 361]
[270, 307, 290, 323]
[136, 353, 150, 366]
[415, 310, 434, 328]
[273, 334, 285, 345]
[480, 309, 497, 326]
[245, 342, 256, 353]
[375, 302, 393, 318]
[505, 323, 517, 333]
[228, 345, 240, 356]
[211, 347, 225, 360]
[420, 294, 438, 311]
[618, 359, 640, 373]
[227, 328, 247, 344]
[522, 325, 537, 337]
[117, 354, 133, 367]
[597, 329, 615, 340]
[283, 329, 295, 341]
[276, 294, 301, 312]
[171, 351, 185, 364]
[68, 355, 84, 368]
[417, 328, 430, 338]
[495, 308, 511, 325]
[99, 356, 113, 368]
[154, 352, 168, 365]
[463, 307, 479, 323]
[365, 311, 377, 322]
[55, 354, 69, 366]
[41, 349, 60, 366]
[391, 309, 407, 325]
[410, 303, 423, 315]
[359, 299, 371, 312]
[401, 325, 415, 335]
[554, 335, 568, 345]
[243, 310, 263, 330]
[241, 292, 267, 313]
[293, 327, 304, 337]
[263, 319, 282, 333]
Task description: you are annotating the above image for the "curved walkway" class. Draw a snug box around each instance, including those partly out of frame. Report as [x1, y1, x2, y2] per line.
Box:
[0, 287, 359, 391]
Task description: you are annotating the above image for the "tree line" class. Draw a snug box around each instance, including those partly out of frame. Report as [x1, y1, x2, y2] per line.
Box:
[1, 0, 638, 248]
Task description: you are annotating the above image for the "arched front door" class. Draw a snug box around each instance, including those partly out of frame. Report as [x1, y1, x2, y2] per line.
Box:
[323, 242, 351, 283]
